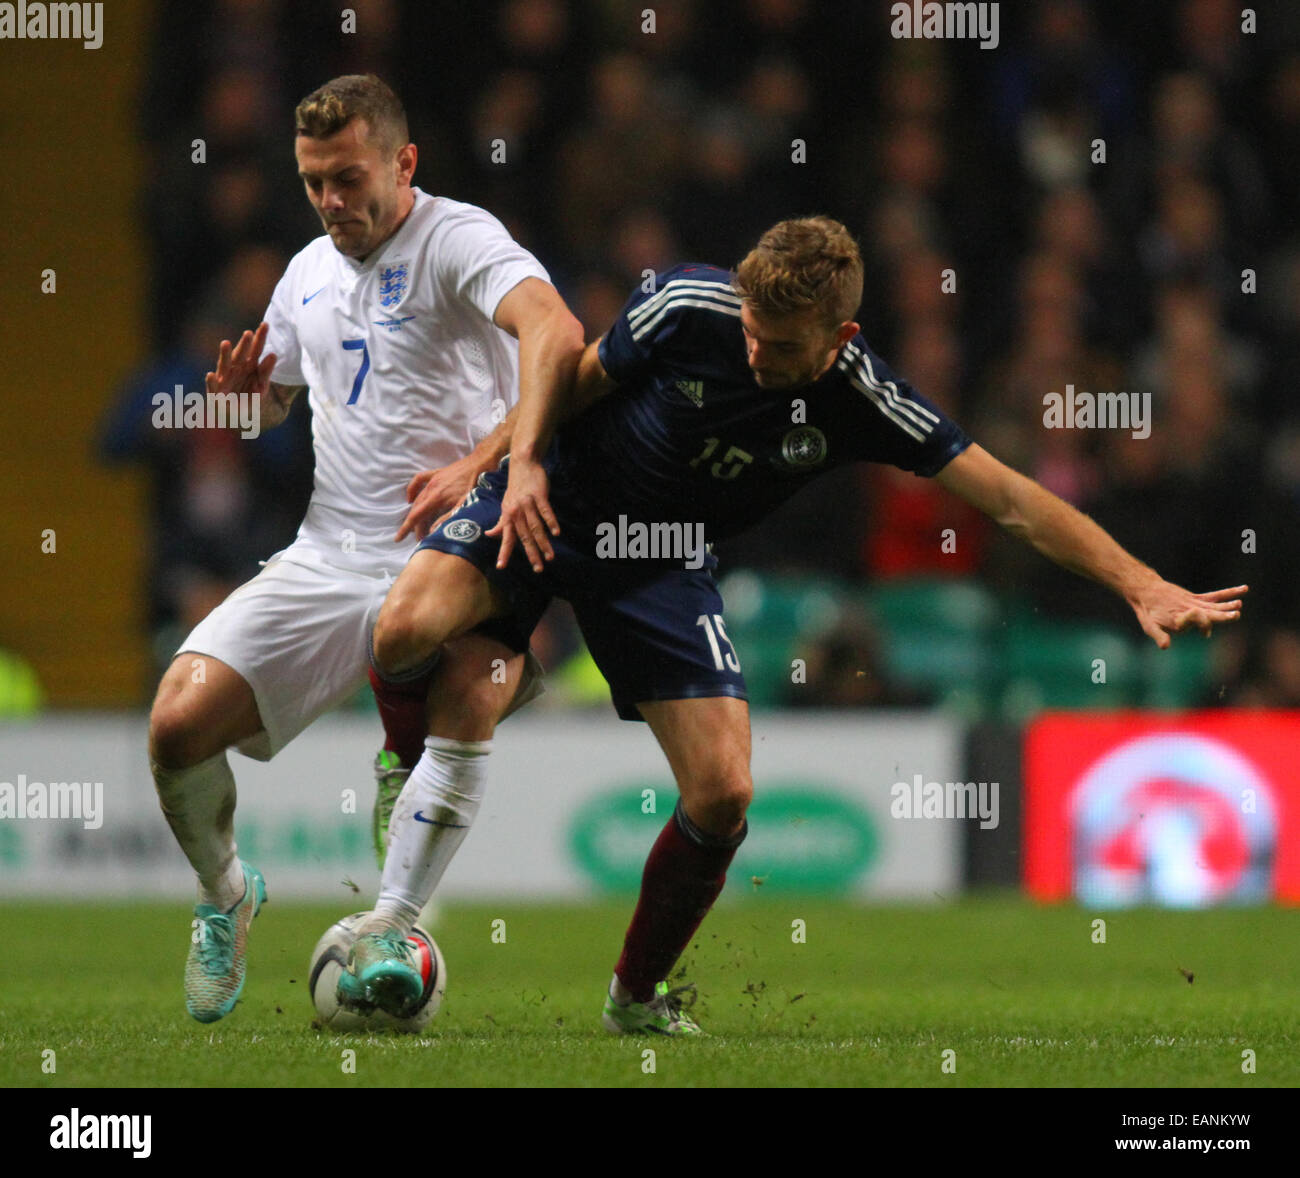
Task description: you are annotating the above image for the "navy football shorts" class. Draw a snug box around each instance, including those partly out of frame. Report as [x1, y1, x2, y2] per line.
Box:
[415, 468, 747, 721]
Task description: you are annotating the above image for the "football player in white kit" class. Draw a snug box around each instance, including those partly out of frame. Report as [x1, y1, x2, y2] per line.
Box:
[147, 75, 585, 1023]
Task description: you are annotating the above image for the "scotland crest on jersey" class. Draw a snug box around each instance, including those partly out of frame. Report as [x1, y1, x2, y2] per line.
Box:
[781, 425, 828, 468]
[379, 262, 410, 309]
[442, 518, 482, 543]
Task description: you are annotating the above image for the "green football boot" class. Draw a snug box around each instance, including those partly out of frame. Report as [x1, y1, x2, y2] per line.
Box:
[336, 930, 424, 1015]
[601, 980, 704, 1037]
[372, 750, 410, 867]
[184, 861, 266, 1023]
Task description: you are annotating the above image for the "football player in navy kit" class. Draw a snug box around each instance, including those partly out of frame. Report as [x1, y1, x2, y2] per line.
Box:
[362, 216, 1248, 1034]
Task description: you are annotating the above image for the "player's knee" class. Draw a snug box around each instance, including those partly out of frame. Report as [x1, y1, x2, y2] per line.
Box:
[148, 699, 206, 772]
[690, 771, 753, 837]
[372, 599, 446, 676]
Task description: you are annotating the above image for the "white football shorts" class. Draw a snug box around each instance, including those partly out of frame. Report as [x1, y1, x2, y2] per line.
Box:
[176, 548, 391, 761]
[176, 545, 543, 762]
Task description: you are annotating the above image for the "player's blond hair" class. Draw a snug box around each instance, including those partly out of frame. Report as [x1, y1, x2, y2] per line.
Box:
[295, 74, 409, 156]
[733, 216, 864, 329]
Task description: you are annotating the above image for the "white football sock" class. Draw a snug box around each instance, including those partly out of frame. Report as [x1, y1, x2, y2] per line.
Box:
[152, 752, 245, 910]
[360, 736, 491, 936]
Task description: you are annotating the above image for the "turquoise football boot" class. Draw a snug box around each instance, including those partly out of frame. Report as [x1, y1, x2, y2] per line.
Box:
[337, 930, 423, 1015]
[184, 861, 267, 1023]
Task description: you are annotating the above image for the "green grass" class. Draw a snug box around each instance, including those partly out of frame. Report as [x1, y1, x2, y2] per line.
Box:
[1, 896, 1296, 1087]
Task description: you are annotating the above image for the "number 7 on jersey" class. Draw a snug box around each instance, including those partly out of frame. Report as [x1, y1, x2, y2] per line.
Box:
[341, 338, 370, 405]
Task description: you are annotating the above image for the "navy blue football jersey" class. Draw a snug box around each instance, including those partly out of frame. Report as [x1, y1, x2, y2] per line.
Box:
[549, 264, 972, 540]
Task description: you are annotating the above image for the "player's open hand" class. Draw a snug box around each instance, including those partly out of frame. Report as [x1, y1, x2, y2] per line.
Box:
[488, 456, 558, 573]
[1129, 581, 1248, 649]
[206, 322, 277, 402]
[396, 457, 483, 542]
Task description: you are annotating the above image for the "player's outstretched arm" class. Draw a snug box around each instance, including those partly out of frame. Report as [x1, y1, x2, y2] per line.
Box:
[205, 321, 302, 431]
[489, 278, 586, 572]
[935, 444, 1247, 648]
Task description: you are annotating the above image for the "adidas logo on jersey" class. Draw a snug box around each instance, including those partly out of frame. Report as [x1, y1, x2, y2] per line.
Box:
[675, 379, 705, 407]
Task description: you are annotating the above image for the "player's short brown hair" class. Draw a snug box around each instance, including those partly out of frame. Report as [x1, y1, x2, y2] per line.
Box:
[294, 74, 409, 156]
[733, 216, 864, 329]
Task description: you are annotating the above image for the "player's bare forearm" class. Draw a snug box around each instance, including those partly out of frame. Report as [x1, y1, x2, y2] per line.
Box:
[260, 382, 304, 431]
[937, 444, 1246, 647]
[938, 445, 1154, 595]
[493, 278, 584, 467]
[473, 403, 518, 469]
[506, 308, 585, 466]
[1003, 470, 1155, 598]
[489, 278, 585, 570]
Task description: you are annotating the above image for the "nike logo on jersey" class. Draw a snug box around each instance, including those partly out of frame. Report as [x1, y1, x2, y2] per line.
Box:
[413, 811, 469, 828]
[302, 286, 327, 304]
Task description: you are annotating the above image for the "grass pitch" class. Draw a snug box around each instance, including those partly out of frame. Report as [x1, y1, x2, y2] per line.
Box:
[1, 896, 1296, 1088]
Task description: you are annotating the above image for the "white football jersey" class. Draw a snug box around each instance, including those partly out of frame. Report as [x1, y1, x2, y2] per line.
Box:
[262, 188, 549, 568]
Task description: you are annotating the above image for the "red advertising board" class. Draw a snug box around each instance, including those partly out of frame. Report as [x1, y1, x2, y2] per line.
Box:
[1024, 712, 1300, 905]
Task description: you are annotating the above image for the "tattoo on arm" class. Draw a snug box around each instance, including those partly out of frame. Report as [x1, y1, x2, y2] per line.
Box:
[264, 383, 305, 429]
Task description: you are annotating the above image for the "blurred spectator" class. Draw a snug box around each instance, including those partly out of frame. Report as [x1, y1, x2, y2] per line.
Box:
[1175, 0, 1254, 101]
[1131, 281, 1263, 410]
[990, 0, 1137, 180]
[1139, 175, 1237, 296]
[569, 271, 633, 341]
[143, 65, 311, 348]
[1033, 186, 1140, 349]
[609, 207, 683, 289]
[671, 111, 762, 266]
[553, 52, 685, 263]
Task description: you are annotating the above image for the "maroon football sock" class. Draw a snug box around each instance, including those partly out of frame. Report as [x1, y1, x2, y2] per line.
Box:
[368, 637, 439, 770]
[614, 800, 747, 1003]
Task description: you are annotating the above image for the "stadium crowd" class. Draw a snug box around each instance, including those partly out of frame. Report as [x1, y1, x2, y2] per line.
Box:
[106, 0, 1300, 710]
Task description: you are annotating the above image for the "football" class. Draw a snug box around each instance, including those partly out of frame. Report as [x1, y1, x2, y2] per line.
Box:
[308, 912, 446, 1033]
